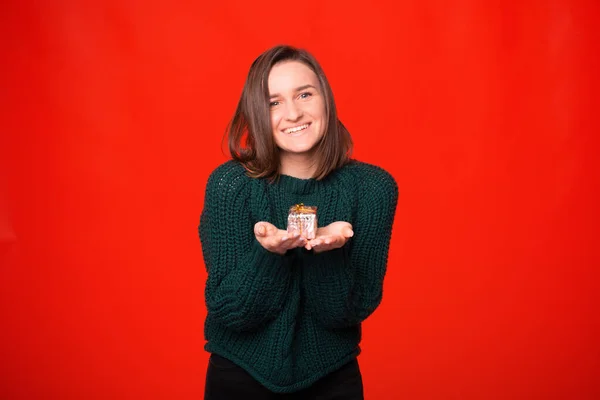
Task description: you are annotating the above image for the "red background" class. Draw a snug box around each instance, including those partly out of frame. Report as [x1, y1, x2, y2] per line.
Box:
[2, 1, 599, 399]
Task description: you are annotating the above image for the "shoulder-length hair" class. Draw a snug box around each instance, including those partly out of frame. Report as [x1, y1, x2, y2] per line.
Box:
[227, 45, 353, 181]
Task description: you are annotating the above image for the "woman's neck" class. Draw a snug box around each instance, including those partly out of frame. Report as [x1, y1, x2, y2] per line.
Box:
[279, 153, 318, 179]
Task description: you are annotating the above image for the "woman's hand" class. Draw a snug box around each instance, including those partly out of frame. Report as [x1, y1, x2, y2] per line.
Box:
[254, 222, 307, 255]
[305, 221, 354, 253]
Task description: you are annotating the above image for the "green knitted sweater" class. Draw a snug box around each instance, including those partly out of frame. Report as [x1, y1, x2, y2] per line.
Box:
[199, 160, 398, 393]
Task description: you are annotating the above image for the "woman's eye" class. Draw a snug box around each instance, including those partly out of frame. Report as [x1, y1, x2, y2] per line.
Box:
[299, 92, 312, 99]
[269, 101, 279, 107]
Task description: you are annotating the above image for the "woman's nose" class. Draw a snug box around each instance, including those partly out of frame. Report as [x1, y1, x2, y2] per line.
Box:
[284, 102, 303, 121]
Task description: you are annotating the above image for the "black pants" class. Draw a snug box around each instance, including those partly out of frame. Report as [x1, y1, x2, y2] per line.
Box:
[204, 354, 364, 400]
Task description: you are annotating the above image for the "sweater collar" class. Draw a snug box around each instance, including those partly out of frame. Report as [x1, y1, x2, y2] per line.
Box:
[275, 174, 320, 195]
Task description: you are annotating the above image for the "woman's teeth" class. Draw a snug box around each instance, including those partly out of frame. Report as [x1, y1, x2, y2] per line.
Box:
[284, 124, 309, 134]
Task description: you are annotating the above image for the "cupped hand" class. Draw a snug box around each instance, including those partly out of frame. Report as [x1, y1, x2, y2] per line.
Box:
[254, 221, 307, 255]
[305, 221, 353, 253]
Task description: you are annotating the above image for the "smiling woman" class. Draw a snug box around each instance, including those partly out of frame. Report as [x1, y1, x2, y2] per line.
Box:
[268, 62, 327, 176]
[227, 46, 353, 181]
[199, 45, 398, 400]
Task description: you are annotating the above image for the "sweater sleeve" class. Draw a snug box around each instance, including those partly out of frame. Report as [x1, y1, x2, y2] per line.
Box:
[302, 166, 398, 329]
[199, 162, 293, 332]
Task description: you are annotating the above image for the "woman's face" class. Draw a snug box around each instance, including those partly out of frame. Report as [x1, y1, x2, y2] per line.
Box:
[268, 61, 326, 159]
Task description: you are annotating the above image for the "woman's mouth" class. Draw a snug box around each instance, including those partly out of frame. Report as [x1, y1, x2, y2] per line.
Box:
[283, 123, 310, 134]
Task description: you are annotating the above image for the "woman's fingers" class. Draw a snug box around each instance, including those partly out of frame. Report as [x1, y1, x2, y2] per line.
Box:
[289, 234, 306, 249]
[305, 237, 319, 251]
[255, 222, 286, 238]
[254, 222, 268, 237]
[272, 232, 305, 251]
[308, 233, 353, 253]
[342, 226, 354, 238]
[280, 232, 297, 242]
[299, 223, 355, 253]
[255, 223, 314, 255]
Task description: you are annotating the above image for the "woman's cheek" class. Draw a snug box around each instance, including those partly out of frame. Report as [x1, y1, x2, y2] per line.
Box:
[271, 110, 282, 127]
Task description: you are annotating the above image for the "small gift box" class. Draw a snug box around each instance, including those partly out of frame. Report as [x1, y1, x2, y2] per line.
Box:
[287, 204, 318, 239]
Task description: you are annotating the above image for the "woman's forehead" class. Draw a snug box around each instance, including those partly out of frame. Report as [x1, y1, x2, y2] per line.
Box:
[268, 61, 319, 92]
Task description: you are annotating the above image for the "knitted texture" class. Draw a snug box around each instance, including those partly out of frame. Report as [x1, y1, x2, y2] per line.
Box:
[199, 160, 398, 393]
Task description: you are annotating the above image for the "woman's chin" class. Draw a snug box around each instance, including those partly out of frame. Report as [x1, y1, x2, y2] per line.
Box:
[283, 145, 316, 155]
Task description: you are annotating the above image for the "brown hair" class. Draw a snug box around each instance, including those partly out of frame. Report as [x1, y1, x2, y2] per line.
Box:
[227, 45, 353, 181]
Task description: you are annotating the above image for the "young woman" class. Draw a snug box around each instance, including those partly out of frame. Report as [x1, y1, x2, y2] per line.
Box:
[199, 45, 398, 399]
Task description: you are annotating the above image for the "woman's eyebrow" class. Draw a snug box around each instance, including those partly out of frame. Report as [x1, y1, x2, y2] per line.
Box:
[294, 84, 317, 92]
[269, 84, 317, 99]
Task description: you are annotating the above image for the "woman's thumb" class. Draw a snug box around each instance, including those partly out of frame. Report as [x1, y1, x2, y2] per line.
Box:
[254, 223, 266, 236]
[343, 226, 354, 238]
